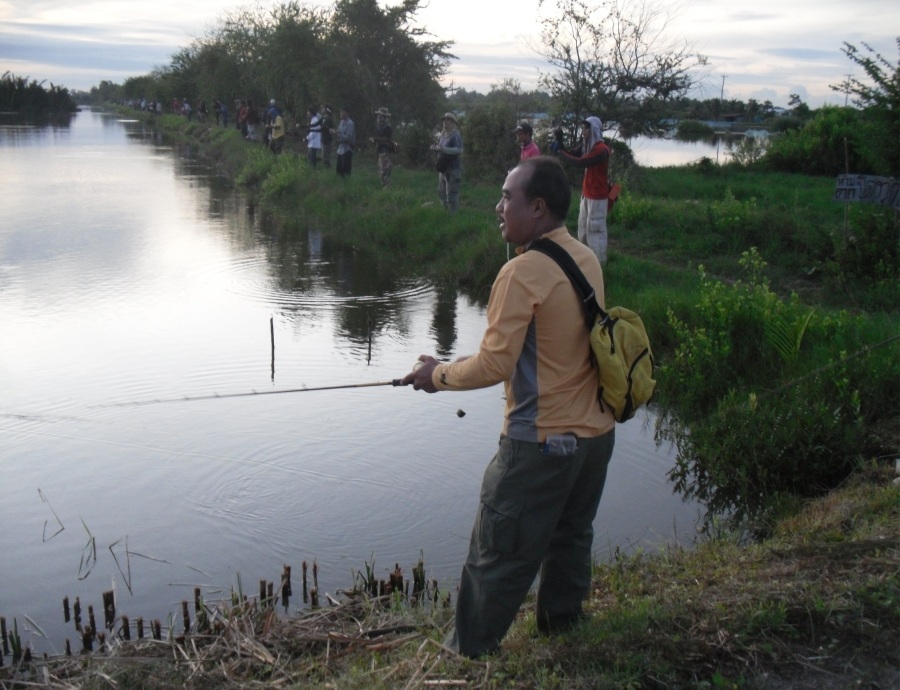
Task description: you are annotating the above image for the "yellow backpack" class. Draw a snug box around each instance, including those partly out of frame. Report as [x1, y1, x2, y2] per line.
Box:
[529, 239, 656, 422]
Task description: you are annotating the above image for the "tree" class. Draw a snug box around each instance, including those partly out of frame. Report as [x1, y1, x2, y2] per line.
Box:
[116, 0, 452, 134]
[326, 0, 453, 130]
[534, 0, 706, 139]
[0, 72, 77, 115]
[830, 38, 899, 176]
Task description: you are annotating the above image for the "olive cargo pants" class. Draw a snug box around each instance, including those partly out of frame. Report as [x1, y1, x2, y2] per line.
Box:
[446, 430, 615, 657]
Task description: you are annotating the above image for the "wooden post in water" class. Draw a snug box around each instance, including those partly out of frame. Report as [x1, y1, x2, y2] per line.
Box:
[259, 579, 267, 609]
[63, 596, 70, 623]
[1, 616, 8, 655]
[121, 615, 130, 641]
[281, 564, 292, 610]
[87, 605, 96, 636]
[152, 619, 162, 641]
[302, 561, 308, 604]
[136, 617, 144, 639]
[102, 590, 115, 630]
[270, 316, 275, 380]
[181, 600, 190, 635]
[73, 597, 81, 632]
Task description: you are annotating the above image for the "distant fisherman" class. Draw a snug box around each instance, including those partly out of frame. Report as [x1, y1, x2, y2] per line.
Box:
[556, 116, 611, 264]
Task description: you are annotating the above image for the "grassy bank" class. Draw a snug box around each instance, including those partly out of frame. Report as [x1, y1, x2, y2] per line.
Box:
[3, 465, 897, 689]
[6, 108, 893, 688]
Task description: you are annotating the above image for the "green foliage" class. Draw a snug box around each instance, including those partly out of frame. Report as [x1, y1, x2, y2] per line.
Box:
[259, 154, 308, 204]
[460, 100, 519, 181]
[675, 120, 714, 140]
[0, 71, 77, 115]
[769, 116, 804, 133]
[103, 0, 451, 133]
[727, 135, 768, 168]
[831, 38, 899, 176]
[825, 205, 900, 311]
[764, 107, 865, 176]
[656, 249, 899, 529]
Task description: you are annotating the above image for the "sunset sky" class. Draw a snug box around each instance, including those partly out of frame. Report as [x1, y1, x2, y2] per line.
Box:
[0, 0, 894, 106]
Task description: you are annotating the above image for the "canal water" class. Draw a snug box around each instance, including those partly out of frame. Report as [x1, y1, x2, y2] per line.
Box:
[0, 109, 701, 655]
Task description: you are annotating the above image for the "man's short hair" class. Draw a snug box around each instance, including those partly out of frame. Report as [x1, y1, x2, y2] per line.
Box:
[517, 156, 571, 222]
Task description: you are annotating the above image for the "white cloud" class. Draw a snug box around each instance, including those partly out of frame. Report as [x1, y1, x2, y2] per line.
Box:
[0, 0, 895, 105]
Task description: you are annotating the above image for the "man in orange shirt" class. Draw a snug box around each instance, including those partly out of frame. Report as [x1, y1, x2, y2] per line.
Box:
[403, 156, 615, 657]
[557, 116, 611, 263]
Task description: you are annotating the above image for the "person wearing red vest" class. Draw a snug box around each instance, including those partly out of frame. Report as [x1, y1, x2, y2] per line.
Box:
[557, 116, 610, 263]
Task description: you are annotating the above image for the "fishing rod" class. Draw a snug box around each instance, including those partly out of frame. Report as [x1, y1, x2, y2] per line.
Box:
[101, 378, 410, 407]
[101, 362, 426, 407]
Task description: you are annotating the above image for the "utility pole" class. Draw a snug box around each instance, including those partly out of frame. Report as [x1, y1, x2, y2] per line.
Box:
[716, 74, 727, 122]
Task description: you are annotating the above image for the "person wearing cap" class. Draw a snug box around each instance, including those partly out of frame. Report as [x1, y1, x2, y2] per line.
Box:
[432, 112, 463, 212]
[265, 100, 285, 155]
[320, 105, 335, 167]
[335, 106, 356, 178]
[515, 121, 541, 161]
[370, 107, 394, 188]
[264, 99, 280, 144]
[556, 116, 611, 263]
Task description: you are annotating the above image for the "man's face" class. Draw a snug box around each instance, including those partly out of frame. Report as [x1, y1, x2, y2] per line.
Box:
[581, 123, 591, 140]
[496, 166, 538, 245]
[341, 109, 348, 120]
[516, 129, 528, 143]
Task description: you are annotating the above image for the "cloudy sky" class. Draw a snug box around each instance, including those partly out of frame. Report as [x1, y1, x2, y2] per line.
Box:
[0, 0, 894, 107]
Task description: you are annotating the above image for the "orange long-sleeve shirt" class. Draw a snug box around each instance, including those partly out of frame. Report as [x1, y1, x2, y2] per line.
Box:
[432, 226, 615, 442]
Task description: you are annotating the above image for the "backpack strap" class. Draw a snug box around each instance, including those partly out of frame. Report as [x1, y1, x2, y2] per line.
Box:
[528, 238, 608, 328]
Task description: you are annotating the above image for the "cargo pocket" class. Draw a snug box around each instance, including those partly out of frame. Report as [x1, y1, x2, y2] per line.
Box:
[478, 501, 520, 555]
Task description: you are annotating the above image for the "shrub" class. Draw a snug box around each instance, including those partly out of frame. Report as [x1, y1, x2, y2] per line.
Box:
[824, 205, 900, 311]
[706, 188, 760, 252]
[656, 249, 897, 531]
[676, 120, 714, 140]
[461, 101, 519, 182]
[727, 136, 768, 168]
[764, 106, 875, 176]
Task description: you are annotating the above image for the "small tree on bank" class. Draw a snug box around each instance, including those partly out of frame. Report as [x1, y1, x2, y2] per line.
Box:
[534, 0, 706, 141]
[830, 38, 899, 177]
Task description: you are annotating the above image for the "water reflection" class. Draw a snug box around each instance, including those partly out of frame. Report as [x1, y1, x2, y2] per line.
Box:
[430, 284, 459, 358]
[626, 131, 767, 167]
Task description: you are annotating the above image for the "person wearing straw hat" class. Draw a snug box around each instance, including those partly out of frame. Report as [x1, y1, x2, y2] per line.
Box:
[432, 112, 463, 211]
[370, 107, 394, 188]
